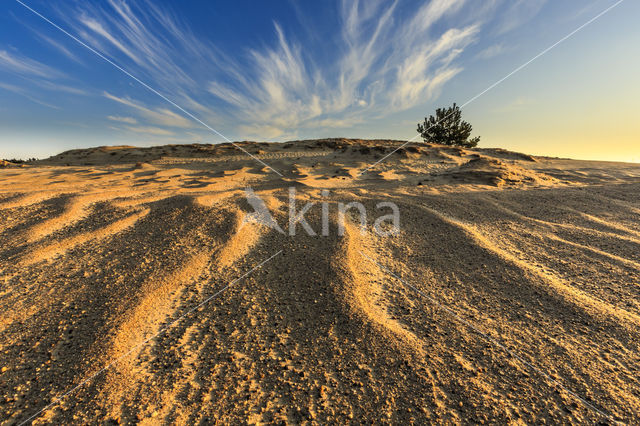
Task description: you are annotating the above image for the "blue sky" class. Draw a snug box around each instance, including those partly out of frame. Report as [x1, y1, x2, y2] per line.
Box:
[1, 0, 639, 161]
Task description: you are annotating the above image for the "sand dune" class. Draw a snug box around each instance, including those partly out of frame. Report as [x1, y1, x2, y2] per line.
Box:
[1, 139, 640, 424]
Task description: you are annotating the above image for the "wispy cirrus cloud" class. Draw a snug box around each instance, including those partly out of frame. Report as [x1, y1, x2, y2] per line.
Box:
[103, 91, 193, 128]
[0, 81, 60, 109]
[494, 0, 548, 35]
[39, 0, 548, 140]
[0, 47, 90, 107]
[207, 0, 479, 137]
[475, 43, 509, 60]
[45, 0, 485, 139]
[0, 49, 65, 79]
[79, 15, 141, 65]
[35, 32, 85, 64]
[33, 80, 88, 96]
[124, 125, 174, 136]
[107, 115, 137, 124]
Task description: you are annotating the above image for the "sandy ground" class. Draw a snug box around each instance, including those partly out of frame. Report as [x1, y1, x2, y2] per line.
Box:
[1, 139, 639, 424]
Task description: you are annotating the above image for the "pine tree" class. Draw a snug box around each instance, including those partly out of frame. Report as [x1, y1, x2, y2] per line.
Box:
[417, 103, 480, 148]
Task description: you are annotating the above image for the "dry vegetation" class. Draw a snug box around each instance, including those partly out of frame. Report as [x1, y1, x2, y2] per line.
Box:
[1, 139, 640, 424]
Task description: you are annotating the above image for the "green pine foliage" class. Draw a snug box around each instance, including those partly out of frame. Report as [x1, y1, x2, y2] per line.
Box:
[417, 103, 480, 148]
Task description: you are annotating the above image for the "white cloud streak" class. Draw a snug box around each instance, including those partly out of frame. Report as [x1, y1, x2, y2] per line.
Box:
[33, 80, 89, 95]
[0, 81, 60, 109]
[496, 0, 548, 35]
[205, 0, 479, 138]
[124, 125, 174, 136]
[0, 48, 88, 106]
[45, 0, 547, 139]
[475, 43, 508, 60]
[107, 115, 137, 124]
[103, 91, 193, 128]
[0, 49, 65, 79]
[36, 32, 84, 64]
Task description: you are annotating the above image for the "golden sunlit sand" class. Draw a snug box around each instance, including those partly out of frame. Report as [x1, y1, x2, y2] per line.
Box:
[1, 139, 640, 424]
